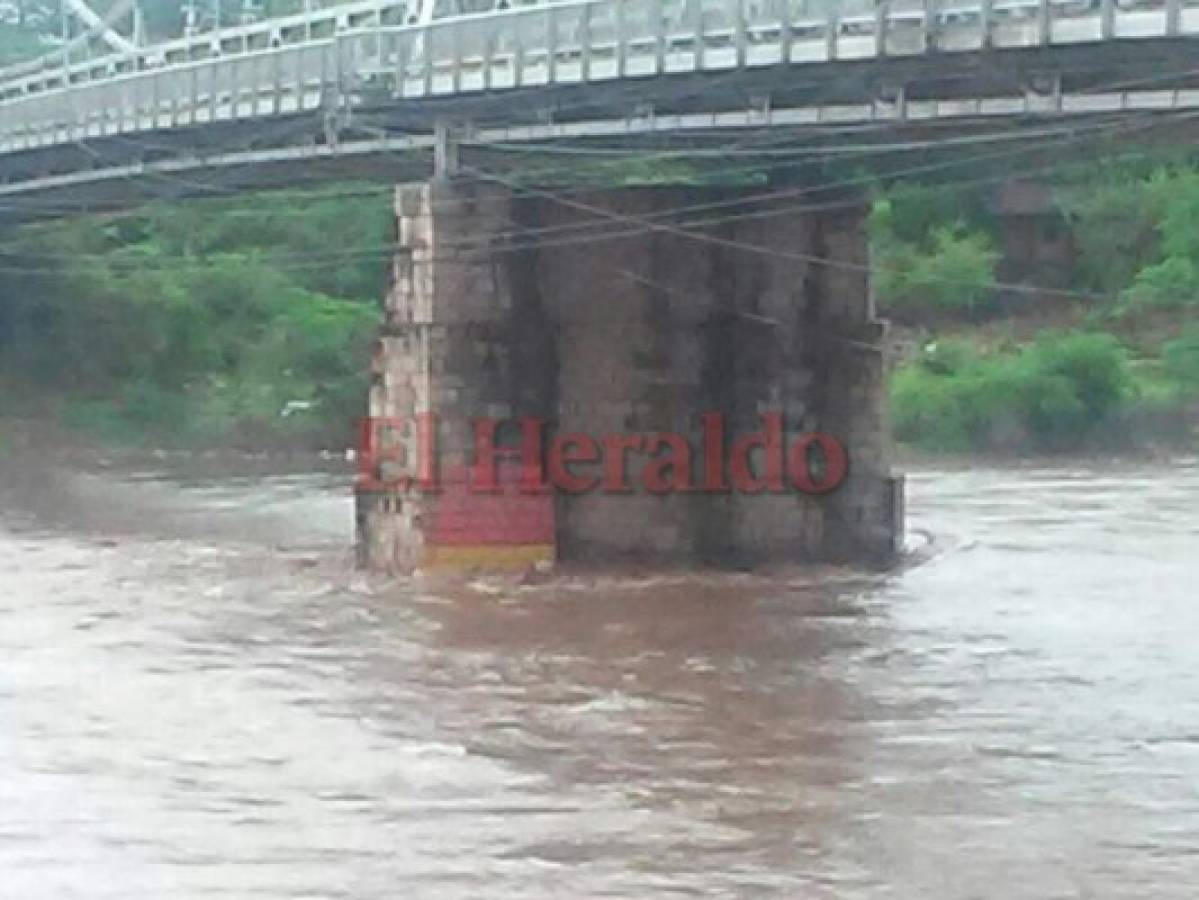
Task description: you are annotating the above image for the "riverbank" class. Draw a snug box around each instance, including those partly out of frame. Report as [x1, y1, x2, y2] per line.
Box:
[0, 186, 387, 454]
[875, 158, 1199, 456]
[2, 155, 1199, 458]
[887, 325, 1199, 456]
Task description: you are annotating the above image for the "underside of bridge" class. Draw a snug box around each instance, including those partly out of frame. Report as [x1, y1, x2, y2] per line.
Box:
[355, 177, 903, 573]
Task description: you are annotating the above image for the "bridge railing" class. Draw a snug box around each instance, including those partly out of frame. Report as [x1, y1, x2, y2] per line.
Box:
[0, 0, 411, 101]
[2, 0, 1199, 155]
[0, 39, 341, 153]
[331, 0, 1195, 100]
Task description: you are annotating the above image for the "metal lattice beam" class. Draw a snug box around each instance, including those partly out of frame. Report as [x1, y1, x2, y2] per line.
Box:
[63, 0, 139, 54]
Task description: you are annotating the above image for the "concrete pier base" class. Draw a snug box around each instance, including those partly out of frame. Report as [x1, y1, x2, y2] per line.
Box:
[356, 179, 902, 574]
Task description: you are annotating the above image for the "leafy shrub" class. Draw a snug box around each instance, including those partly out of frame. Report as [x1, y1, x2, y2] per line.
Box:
[892, 333, 1132, 452]
[1071, 165, 1199, 306]
[876, 225, 998, 317]
[0, 184, 386, 449]
[870, 183, 990, 247]
[1119, 256, 1199, 313]
[892, 363, 1003, 452]
[1060, 167, 1159, 296]
[910, 227, 999, 313]
[1163, 328, 1199, 391]
[1026, 332, 1131, 423]
[1149, 168, 1199, 263]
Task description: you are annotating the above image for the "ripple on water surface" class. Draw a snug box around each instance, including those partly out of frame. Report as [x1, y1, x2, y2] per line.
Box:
[0, 459, 1197, 897]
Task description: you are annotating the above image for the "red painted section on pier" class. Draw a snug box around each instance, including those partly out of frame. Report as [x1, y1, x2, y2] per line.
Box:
[427, 463, 554, 547]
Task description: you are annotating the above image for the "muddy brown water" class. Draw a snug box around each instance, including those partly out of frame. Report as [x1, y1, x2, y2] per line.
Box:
[1, 456, 1197, 898]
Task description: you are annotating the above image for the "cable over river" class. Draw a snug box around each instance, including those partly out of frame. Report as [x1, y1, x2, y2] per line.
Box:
[1, 455, 1197, 898]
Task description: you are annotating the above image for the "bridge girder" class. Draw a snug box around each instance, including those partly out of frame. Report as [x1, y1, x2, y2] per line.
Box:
[2, 0, 1199, 223]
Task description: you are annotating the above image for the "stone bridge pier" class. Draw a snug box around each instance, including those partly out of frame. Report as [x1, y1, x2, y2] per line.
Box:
[356, 178, 903, 573]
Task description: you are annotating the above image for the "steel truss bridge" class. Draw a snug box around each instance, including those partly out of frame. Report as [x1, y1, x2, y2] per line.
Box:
[3, 0, 1199, 220]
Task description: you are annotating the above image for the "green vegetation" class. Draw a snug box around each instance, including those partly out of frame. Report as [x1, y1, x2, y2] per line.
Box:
[873, 219, 999, 319]
[1163, 327, 1199, 389]
[0, 10, 399, 452]
[876, 159, 1199, 454]
[2, 141, 1199, 456]
[892, 334, 1133, 452]
[0, 187, 388, 449]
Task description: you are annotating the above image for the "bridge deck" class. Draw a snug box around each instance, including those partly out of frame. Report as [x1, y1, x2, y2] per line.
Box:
[2, 0, 1199, 219]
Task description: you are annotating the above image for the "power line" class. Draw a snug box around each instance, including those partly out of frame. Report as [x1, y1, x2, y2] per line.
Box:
[8, 37, 1198, 218]
[0, 105, 1196, 289]
[0, 123, 1178, 279]
[0, 110, 1153, 268]
[418, 110, 1199, 302]
[440, 110, 1190, 252]
[4, 51, 1198, 221]
[0, 109, 1128, 251]
[0, 131, 1178, 296]
[461, 165, 1109, 303]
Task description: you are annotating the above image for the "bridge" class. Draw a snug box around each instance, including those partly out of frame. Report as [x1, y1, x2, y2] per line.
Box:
[1, 0, 1199, 214]
[1, 0, 1193, 571]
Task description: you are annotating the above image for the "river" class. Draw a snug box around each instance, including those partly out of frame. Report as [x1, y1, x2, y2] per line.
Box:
[1, 456, 1197, 898]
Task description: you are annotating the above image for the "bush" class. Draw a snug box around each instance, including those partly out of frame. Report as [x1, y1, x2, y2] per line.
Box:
[0, 185, 386, 449]
[1060, 167, 1159, 296]
[892, 362, 1005, 452]
[870, 183, 991, 247]
[1119, 256, 1199, 313]
[1163, 328, 1199, 391]
[874, 223, 998, 317]
[1026, 332, 1131, 423]
[909, 227, 999, 314]
[1150, 168, 1199, 263]
[892, 333, 1132, 452]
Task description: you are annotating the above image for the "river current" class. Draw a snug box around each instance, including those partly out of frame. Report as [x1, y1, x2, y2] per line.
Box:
[1, 456, 1197, 898]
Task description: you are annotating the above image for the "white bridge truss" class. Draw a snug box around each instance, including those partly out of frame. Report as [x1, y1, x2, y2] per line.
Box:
[0, 0, 1198, 214]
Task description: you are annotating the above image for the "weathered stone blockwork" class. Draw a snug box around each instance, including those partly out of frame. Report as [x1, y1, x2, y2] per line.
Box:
[356, 179, 903, 573]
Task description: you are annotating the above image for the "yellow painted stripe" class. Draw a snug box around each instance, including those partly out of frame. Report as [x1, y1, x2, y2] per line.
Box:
[422, 544, 555, 572]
